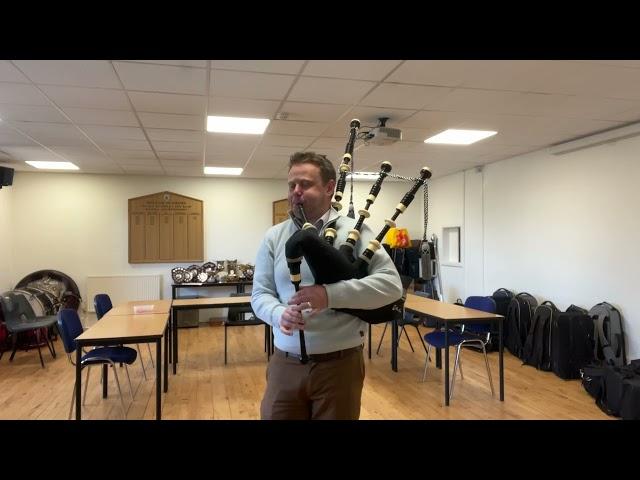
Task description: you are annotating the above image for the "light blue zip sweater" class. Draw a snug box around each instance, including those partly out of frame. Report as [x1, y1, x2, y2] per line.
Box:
[251, 209, 403, 355]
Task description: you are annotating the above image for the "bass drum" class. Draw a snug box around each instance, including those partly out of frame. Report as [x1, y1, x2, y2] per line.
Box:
[15, 269, 82, 312]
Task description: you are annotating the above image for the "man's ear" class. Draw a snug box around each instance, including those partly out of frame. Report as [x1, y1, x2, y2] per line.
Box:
[326, 178, 336, 196]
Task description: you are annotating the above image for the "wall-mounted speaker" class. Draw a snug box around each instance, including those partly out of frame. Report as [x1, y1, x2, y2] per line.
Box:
[0, 166, 14, 188]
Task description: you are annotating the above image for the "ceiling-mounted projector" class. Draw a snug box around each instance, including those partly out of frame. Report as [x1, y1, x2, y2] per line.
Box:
[364, 117, 402, 146]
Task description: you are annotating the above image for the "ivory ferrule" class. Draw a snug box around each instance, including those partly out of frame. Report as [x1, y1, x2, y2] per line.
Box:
[324, 228, 337, 238]
[395, 203, 407, 213]
[358, 209, 370, 218]
[384, 219, 396, 228]
[367, 240, 381, 252]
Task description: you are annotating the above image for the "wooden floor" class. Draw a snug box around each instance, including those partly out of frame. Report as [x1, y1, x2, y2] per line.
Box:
[0, 317, 612, 420]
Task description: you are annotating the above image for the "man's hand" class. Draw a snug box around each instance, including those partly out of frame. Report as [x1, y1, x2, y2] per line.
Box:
[288, 285, 328, 317]
[279, 304, 306, 335]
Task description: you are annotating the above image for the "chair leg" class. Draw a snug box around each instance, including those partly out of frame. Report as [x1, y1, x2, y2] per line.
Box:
[83, 365, 92, 405]
[450, 345, 462, 401]
[376, 322, 388, 355]
[110, 364, 128, 419]
[46, 332, 56, 358]
[421, 344, 432, 382]
[399, 326, 415, 352]
[35, 329, 45, 368]
[457, 352, 464, 380]
[124, 365, 134, 401]
[145, 344, 154, 368]
[136, 345, 147, 380]
[9, 332, 18, 361]
[482, 344, 495, 397]
[414, 325, 428, 354]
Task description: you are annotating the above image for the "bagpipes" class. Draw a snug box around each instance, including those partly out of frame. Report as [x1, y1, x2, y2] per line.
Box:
[285, 119, 431, 362]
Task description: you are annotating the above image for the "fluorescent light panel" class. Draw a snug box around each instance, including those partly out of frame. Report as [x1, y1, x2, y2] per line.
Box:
[204, 167, 243, 175]
[424, 129, 497, 145]
[206, 115, 270, 134]
[25, 161, 79, 170]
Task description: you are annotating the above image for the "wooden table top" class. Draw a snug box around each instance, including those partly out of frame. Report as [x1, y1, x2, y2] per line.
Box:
[76, 313, 168, 343]
[404, 293, 503, 321]
[106, 300, 172, 316]
[171, 297, 252, 308]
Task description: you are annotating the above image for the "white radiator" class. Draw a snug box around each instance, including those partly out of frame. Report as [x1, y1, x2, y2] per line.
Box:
[86, 275, 162, 312]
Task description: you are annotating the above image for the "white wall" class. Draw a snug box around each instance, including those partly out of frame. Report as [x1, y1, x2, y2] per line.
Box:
[8, 171, 422, 315]
[0, 185, 13, 291]
[429, 136, 640, 360]
[426, 171, 465, 301]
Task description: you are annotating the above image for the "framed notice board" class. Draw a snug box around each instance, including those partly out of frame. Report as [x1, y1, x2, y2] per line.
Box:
[129, 191, 204, 263]
[273, 198, 289, 225]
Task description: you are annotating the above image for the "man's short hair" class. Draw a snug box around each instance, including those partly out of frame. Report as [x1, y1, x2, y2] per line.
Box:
[288, 152, 336, 185]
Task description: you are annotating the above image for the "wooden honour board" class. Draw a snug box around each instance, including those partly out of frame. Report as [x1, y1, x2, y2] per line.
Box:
[273, 198, 289, 225]
[129, 191, 203, 263]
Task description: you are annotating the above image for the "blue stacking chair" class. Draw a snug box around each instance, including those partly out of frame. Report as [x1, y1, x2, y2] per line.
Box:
[94, 293, 153, 380]
[422, 296, 496, 401]
[57, 308, 137, 419]
[375, 276, 426, 355]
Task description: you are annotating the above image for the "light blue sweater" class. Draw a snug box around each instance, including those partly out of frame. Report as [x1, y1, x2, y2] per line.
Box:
[251, 209, 403, 355]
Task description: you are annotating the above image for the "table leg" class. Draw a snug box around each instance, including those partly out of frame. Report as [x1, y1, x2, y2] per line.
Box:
[164, 324, 169, 393]
[102, 364, 108, 398]
[368, 323, 372, 360]
[156, 338, 162, 420]
[75, 347, 82, 420]
[173, 308, 178, 375]
[391, 316, 398, 372]
[499, 318, 504, 401]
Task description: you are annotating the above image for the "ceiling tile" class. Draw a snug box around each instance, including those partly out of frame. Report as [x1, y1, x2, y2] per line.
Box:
[210, 70, 295, 100]
[146, 129, 204, 142]
[303, 60, 402, 81]
[151, 141, 202, 153]
[160, 158, 202, 167]
[157, 151, 201, 161]
[39, 85, 131, 110]
[0, 61, 30, 82]
[360, 83, 452, 110]
[81, 125, 146, 140]
[104, 149, 157, 159]
[130, 60, 207, 68]
[288, 77, 375, 104]
[210, 60, 304, 74]
[138, 112, 204, 130]
[266, 120, 328, 136]
[163, 166, 204, 176]
[14, 60, 122, 88]
[0, 104, 69, 123]
[0, 82, 49, 105]
[261, 134, 315, 148]
[278, 102, 351, 123]
[207, 97, 280, 117]
[128, 91, 206, 115]
[114, 62, 208, 95]
[62, 107, 139, 126]
[93, 139, 152, 150]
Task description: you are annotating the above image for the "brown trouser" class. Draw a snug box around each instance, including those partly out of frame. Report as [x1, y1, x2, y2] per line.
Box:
[260, 345, 365, 420]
